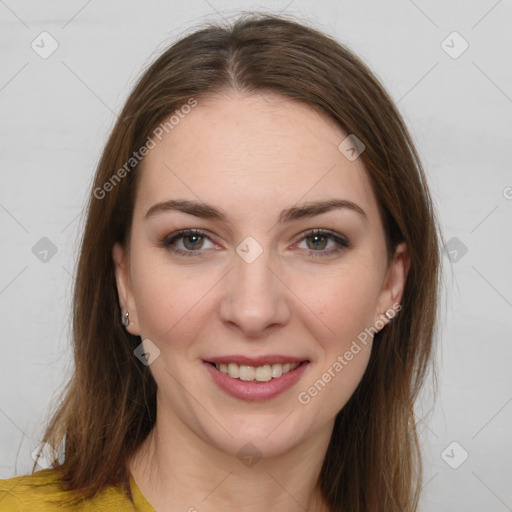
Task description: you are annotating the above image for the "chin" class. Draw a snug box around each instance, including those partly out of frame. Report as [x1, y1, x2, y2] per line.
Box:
[197, 410, 314, 461]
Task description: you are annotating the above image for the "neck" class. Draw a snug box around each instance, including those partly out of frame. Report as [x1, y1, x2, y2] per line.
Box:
[129, 397, 333, 512]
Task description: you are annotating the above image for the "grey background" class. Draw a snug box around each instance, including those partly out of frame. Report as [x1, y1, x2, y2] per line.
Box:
[1, 1, 511, 511]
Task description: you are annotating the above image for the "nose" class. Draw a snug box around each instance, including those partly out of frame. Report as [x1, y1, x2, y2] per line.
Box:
[219, 245, 292, 339]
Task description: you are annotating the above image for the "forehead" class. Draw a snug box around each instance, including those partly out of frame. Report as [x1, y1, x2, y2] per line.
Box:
[134, 92, 381, 226]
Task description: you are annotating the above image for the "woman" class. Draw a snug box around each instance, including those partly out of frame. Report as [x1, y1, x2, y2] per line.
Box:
[0, 12, 441, 512]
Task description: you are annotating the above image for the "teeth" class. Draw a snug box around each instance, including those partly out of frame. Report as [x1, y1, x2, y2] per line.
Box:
[255, 365, 272, 382]
[214, 361, 300, 381]
[227, 363, 239, 378]
[239, 365, 255, 381]
[271, 364, 282, 378]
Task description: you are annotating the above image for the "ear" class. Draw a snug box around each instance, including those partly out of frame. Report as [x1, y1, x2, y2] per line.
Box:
[374, 241, 410, 329]
[112, 242, 141, 336]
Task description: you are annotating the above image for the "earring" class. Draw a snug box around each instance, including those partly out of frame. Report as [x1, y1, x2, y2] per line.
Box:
[384, 304, 401, 321]
[122, 311, 130, 327]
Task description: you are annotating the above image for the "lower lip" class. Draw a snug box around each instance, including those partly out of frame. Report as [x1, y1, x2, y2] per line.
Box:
[204, 361, 310, 401]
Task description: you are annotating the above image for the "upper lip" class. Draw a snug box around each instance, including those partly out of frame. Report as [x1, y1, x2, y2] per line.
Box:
[204, 355, 309, 366]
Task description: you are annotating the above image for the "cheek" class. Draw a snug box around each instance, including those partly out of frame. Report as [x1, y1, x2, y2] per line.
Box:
[295, 262, 381, 348]
[295, 270, 377, 416]
[129, 250, 222, 345]
[129, 250, 186, 339]
[291, 262, 380, 410]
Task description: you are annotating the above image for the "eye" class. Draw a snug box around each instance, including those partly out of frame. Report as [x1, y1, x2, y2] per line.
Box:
[161, 229, 217, 257]
[295, 229, 349, 257]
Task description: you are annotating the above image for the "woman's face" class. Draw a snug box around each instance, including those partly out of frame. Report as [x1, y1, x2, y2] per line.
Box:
[113, 92, 409, 459]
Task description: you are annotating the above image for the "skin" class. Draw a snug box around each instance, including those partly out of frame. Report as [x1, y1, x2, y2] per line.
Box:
[113, 92, 410, 512]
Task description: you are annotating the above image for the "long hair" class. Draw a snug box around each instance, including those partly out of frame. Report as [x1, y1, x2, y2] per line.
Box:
[37, 13, 441, 511]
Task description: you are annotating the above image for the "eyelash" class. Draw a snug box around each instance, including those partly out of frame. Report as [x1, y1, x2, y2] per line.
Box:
[160, 228, 350, 258]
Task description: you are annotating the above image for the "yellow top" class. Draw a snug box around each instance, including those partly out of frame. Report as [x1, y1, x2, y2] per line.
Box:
[0, 469, 156, 511]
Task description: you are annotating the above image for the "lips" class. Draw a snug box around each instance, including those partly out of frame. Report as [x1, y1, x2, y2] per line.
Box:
[203, 356, 311, 401]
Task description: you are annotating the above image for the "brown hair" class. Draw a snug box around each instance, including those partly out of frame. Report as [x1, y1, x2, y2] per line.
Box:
[37, 12, 441, 511]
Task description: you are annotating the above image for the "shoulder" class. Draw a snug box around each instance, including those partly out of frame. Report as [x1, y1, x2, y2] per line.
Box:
[0, 469, 63, 511]
[0, 469, 138, 511]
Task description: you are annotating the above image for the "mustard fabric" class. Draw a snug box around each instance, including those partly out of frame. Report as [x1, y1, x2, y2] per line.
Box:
[0, 468, 156, 511]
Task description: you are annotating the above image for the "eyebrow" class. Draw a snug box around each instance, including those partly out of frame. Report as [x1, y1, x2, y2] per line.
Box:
[144, 198, 368, 223]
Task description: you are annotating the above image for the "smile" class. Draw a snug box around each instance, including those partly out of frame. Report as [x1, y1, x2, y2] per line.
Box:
[204, 359, 310, 401]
